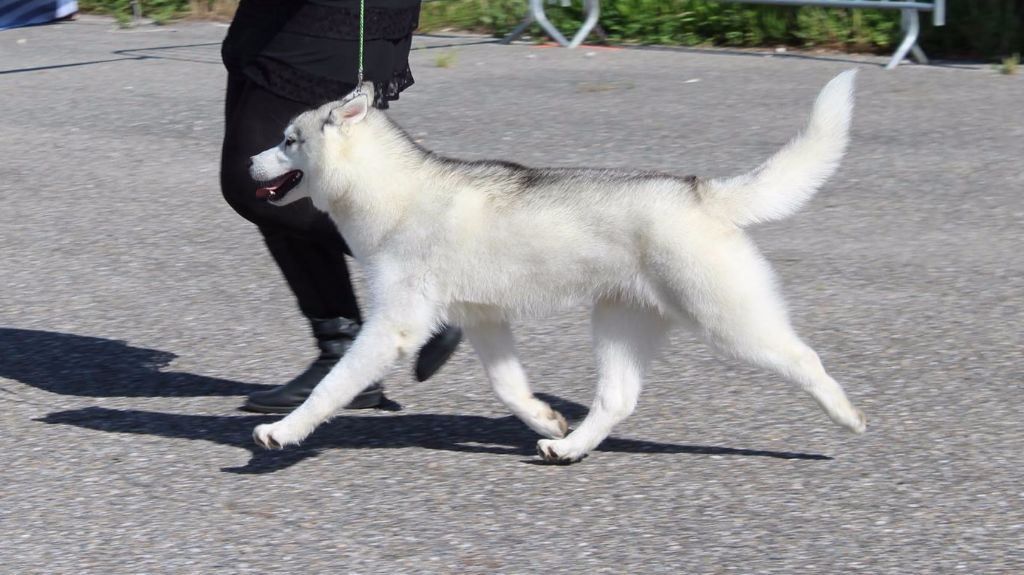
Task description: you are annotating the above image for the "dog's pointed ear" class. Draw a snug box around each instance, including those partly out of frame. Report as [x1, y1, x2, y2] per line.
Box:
[326, 93, 370, 128]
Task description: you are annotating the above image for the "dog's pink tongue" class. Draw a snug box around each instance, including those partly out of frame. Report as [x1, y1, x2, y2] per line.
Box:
[255, 174, 291, 199]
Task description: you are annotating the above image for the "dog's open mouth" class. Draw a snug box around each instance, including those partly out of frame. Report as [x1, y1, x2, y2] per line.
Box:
[255, 170, 303, 202]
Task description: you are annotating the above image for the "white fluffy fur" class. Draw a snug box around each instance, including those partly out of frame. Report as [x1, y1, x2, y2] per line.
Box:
[248, 72, 865, 463]
[699, 71, 856, 227]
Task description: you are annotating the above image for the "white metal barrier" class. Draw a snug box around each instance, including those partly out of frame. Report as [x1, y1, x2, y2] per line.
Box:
[503, 0, 946, 69]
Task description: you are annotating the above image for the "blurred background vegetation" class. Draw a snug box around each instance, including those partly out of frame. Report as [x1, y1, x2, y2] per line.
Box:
[78, 0, 1022, 61]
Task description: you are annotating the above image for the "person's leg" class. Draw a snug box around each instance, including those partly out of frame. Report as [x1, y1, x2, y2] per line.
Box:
[220, 75, 384, 411]
[220, 74, 346, 246]
[262, 230, 362, 323]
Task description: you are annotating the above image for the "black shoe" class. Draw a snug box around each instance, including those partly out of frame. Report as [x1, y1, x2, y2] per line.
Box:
[242, 317, 383, 413]
[414, 325, 463, 382]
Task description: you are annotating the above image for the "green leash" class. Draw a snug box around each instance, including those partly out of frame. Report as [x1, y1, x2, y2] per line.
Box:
[356, 0, 365, 86]
[341, 0, 367, 103]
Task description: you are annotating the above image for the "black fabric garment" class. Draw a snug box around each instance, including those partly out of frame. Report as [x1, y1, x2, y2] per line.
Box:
[222, 0, 421, 108]
[220, 72, 361, 322]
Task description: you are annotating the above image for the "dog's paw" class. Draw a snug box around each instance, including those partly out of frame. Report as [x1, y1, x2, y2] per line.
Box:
[253, 422, 301, 450]
[517, 398, 569, 439]
[530, 406, 569, 439]
[536, 439, 586, 465]
[829, 403, 867, 434]
[548, 409, 570, 438]
[845, 407, 867, 434]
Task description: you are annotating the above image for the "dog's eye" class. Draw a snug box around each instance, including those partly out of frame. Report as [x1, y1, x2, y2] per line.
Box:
[285, 136, 297, 147]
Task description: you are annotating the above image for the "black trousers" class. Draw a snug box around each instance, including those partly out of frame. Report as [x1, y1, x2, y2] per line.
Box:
[220, 72, 362, 323]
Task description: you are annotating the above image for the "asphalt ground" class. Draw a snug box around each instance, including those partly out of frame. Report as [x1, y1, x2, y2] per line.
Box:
[1, 15, 1022, 575]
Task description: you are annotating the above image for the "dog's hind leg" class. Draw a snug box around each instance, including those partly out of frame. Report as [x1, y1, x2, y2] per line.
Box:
[677, 240, 866, 434]
[465, 321, 568, 439]
[716, 329, 866, 434]
[750, 336, 867, 434]
[536, 300, 669, 464]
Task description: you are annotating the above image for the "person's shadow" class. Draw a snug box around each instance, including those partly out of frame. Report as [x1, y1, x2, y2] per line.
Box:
[0, 327, 261, 397]
[2, 328, 832, 473]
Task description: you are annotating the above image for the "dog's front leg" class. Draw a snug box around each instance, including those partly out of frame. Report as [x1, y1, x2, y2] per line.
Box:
[253, 284, 438, 449]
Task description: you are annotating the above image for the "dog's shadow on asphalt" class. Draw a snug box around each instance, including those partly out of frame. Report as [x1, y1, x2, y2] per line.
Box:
[3, 329, 831, 473]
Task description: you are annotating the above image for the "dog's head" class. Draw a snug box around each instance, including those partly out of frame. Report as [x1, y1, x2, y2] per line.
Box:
[249, 84, 374, 207]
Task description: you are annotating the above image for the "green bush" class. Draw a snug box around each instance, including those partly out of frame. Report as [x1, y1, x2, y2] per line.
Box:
[79, 0, 190, 24]
[921, 0, 1023, 58]
[420, 0, 1023, 59]
[419, 0, 904, 51]
[78, 0, 1024, 60]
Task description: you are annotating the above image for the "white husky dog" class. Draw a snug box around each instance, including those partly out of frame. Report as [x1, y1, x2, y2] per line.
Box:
[249, 71, 865, 463]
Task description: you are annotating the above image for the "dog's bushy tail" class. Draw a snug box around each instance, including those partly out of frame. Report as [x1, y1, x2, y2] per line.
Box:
[697, 70, 856, 227]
